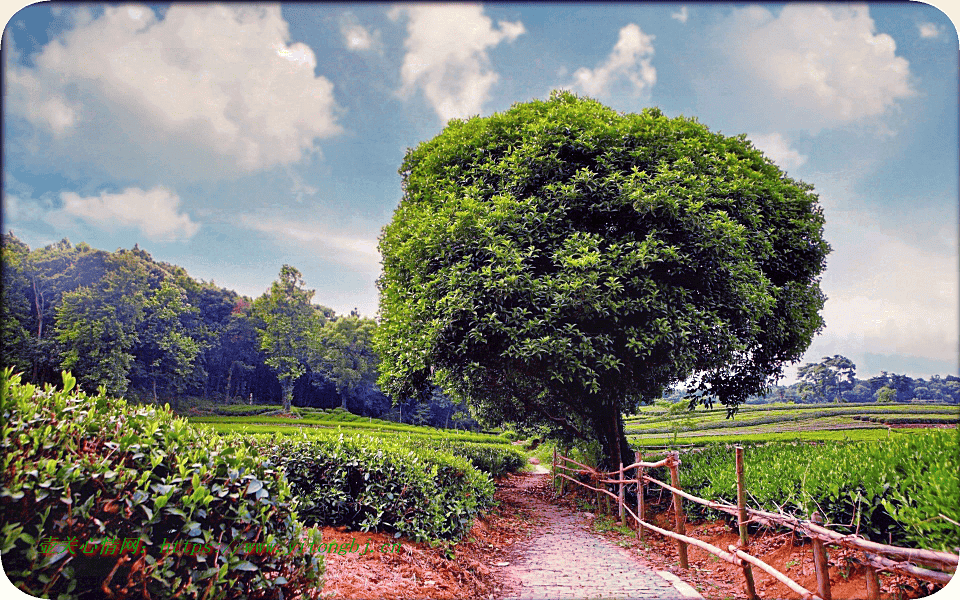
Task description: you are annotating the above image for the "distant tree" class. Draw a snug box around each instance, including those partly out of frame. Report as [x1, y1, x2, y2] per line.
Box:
[251, 266, 321, 412]
[376, 92, 829, 469]
[798, 362, 830, 402]
[875, 386, 896, 403]
[132, 281, 203, 403]
[54, 253, 149, 395]
[309, 315, 378, 410]
[823, 355, 856, 402]
[798, 355, 856, 402]
[847, 383, 872, 403]
[1, 234, 33, 374]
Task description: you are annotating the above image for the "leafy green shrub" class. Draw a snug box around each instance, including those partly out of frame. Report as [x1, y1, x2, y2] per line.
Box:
[0, 370, 323, 599]
[236, 432, 494, 542]
[430, 441, 526, 477]
[657, 432, 959, 551]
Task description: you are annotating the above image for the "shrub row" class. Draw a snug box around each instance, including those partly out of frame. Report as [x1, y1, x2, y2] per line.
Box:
[429, 440, 527, 477]
[237, 432, 495, 542]
[0, 370, 323, 600]
[649, 432, 959, 552]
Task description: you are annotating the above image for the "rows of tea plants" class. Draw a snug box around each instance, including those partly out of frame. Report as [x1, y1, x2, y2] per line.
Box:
[235, 431, 498, 542]
[625, 404, 958, 435]
[201, 420, 513, 446]
[644, 431, 960, 552]
[0, 369, 324, 600]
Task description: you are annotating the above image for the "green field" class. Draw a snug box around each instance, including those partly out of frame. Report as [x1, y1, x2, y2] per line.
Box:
[626, 401, 958, 447]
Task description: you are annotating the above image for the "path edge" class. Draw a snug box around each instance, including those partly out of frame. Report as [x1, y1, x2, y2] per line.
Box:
[656, 570, 706, 599]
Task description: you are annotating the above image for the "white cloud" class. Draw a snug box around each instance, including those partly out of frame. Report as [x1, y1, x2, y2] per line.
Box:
[5, 4, 341, 181]
[816, 214, 958, 363]
[341, 21, 376, 51]
[56, 186, 200, 241]
[240, 215, 380, 274]
[747, 132, 808, 171]
[710, 5, 914, 132]
[671, 7, 689, 24]
[570, 24, 656, 97]
[392, 4, 525, 122]
[917, 22, 943, 38]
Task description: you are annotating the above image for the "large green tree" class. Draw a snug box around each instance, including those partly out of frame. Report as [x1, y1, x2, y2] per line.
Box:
[376, 92, 829, 468]
[132, 281, 203, 403]
[251, 265, 322, 412]
[54, 252, 149, 396]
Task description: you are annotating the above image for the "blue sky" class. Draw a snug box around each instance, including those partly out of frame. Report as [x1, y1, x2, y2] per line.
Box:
[1, 2, 957, 385]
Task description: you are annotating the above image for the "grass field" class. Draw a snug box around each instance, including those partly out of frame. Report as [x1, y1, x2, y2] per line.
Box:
[625, 401, 958, 447]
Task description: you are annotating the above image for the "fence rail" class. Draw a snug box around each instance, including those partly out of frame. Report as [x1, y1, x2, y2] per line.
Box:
[551, 447, 958, 600]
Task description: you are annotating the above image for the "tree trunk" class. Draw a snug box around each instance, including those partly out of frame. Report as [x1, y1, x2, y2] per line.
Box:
[596, 407, 632, 472]
[282, 380, 292, 412]
[152, 377, 158, 403]
[225, 361, 235, 401]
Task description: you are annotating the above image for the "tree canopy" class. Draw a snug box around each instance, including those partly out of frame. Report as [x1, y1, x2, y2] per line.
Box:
[375, 91, 830, 468]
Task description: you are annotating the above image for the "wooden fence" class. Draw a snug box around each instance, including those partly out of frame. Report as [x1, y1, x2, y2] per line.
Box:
[552, 447, 958, 600]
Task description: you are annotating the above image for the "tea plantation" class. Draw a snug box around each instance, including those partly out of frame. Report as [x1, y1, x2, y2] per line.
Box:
[0, 370, 525, 599]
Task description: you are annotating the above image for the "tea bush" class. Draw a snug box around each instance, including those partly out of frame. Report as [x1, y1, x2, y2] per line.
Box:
[430, 440, 526, 477]
[657, 432, 960, 551]
[240, 431, 495, 542]
[0, 370, 324, 600]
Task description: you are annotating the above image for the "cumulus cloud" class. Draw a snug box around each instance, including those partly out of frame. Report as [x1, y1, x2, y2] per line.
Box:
[341, 20, 377, 51]
[917, 22, 943, 39]
[56, 186, 200, 241]
[671, 7, 689, 24]
[705, 5, 914, 132]
[4, 4, 341, 181]
[391, 4, 525, 122]
[570, 24, 656, 97]
[747, 132, 808, 171]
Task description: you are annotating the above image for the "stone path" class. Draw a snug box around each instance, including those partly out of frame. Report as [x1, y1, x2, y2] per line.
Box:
[494, 473, 703, 600]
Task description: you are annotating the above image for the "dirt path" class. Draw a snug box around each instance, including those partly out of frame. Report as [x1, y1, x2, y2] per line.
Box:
[492, 473, 703, 600]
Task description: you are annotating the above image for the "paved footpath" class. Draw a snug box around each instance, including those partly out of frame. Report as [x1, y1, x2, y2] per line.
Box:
[494, 473, 702, 600]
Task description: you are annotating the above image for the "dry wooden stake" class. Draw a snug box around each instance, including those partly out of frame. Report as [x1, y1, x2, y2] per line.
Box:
[811, 512, 833, 600]
[669, 451, 689, 568]
[735, 446, 759, 600]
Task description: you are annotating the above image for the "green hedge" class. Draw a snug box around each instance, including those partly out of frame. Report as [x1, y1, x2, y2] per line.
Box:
[0, 370, 323, 600]
[653, 432, 960, 551]
[238, 432, 494, 542]
[429, 440, 527, 477]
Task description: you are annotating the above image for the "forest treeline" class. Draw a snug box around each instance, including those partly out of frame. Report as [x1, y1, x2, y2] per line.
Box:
[0, 234, 477, 428]
[2, 235, 955, 426]
[661, 353, 960, 406]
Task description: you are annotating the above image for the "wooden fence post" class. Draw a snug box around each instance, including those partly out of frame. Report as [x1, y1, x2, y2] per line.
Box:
[735, 446, 759, 600]
[619, 461, 626, 527]
[668, 451, 689, 569]
[865, 565, 881, 600]
[811, 512, 833, 600]
[552, 447, 557, 494]
[559, 448, 568, 496]
[635, 451, 645, 541]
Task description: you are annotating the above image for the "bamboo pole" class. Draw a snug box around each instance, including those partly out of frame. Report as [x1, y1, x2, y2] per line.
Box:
[729, 546, 824, 600]
[668, 451, 689, 568]
[619, 461, 626, 527]
[863, 552, 955, 586]
[635, 451, 644, 540]
[811, 512, 832, 600]
[735, 446, 759, 600]
[552, 447, 557, 488]
[745, 506, 959, 569]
